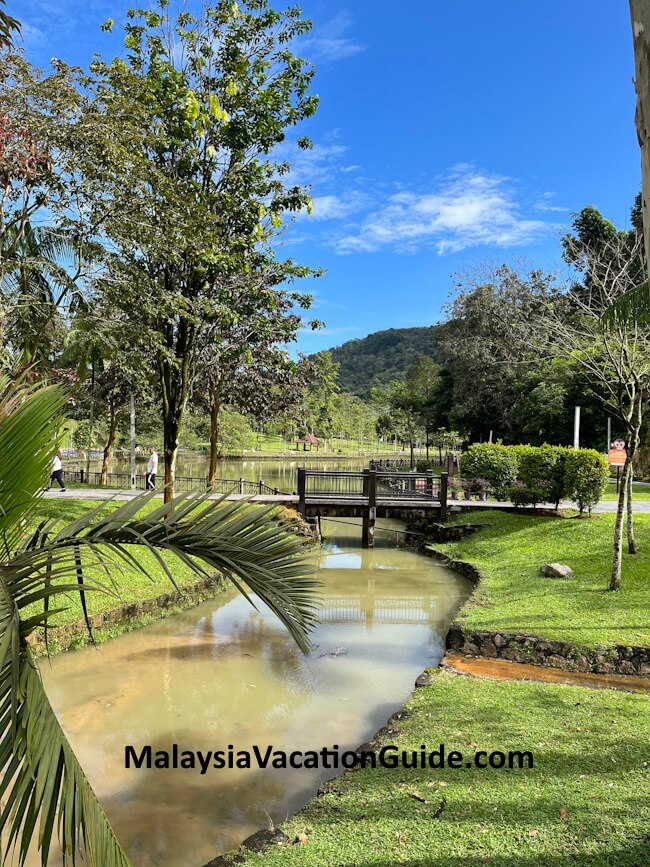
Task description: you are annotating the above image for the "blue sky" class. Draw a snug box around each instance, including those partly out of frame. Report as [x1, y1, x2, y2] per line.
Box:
[17, 0, 640, 354]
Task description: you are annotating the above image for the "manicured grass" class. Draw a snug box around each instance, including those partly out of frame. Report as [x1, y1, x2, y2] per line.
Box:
[602, 480, 650, 501]
[432, 511, 650, 649]
[25, 499, 221, 629]
[239, 671, 650, 867]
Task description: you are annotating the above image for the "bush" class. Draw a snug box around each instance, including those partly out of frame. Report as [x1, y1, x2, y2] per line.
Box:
[416, 458, 434, 472]
[509, 482, 545, 508]
[518, 444, 569, 508]
[461, 444, 519, 499]
[563, 449, 608, 514]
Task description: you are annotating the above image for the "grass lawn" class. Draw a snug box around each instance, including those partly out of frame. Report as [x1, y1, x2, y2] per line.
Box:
[601, 480, 650, 501]
[430, 511, 650, 650]
[26, 499, 223, 630]
[238, 671, 650, 867]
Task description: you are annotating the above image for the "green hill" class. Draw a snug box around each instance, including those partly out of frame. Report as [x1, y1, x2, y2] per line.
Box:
[320, 326, 439, 398]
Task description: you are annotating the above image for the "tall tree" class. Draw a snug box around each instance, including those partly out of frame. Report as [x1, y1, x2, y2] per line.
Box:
[551, 232, 650, 590]
[437, 263, 559, 442]
[90, 2, 319, 501]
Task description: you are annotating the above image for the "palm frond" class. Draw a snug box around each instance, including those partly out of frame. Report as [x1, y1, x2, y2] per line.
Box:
[0, 376, 320, 866]
[0, 374, 64, 555]
[602, 278, 650, 326]
[0, 648, 132, 866]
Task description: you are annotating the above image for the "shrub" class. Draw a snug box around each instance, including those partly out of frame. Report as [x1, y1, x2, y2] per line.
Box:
[509, 482, 545, 508]
[461, 444, 519, 499]
[563, 449, 608, 514]
[416, 458, 434, 472]
[518, 444, 569, 507]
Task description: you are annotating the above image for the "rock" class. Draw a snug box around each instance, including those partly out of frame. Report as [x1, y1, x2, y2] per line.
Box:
[540, 563, 574, 579]
[482, 640, 497, 658]
[493, 633, 507, 648]
[619, 661, 637, 675]
[415, 671, 435, 688]
[241, 829, 290, 852]
[202, 829, 289, 867]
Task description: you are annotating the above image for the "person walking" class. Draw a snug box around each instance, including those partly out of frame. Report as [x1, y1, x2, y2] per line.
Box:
[48, 449, 66, 491]
[145, 447, 158, 490]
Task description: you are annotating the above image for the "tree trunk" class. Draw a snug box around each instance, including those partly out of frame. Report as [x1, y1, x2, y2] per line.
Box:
[625, 391, 643, 554]
[610, 456, 632, 590]
[409, 438, 415, 469]
[100, 401, 120, 486]
[630, 1, 650, 262]
[626, 465, 636, 554]
[163, 414, 180, 504]
[208, 385, 220, 490]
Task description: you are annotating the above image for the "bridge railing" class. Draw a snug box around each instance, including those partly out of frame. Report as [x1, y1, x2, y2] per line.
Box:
[64, 470, 283, 495]
[298, 468, 448, 520]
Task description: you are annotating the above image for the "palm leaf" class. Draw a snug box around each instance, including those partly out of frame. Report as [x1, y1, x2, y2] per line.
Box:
[0, 376, 320, 866]
[602, 278, 650, 326]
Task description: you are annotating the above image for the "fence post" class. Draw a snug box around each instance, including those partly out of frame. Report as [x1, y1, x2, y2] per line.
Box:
[80, 468, 84, 484]
[259, 480, 263, 494]
[439, 472, 448, 523]
[426, 470, 434, 498]
[297, 468, 306, 517]
[362, 469, 376, 548]
[239, 478, 244, 495]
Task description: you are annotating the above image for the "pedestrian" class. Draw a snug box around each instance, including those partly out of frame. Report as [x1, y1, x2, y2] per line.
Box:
[48, 449, 66, 491]
[145, 446, 158, 490]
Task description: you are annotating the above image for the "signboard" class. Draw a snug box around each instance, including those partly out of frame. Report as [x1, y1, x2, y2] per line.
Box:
[608, 440, 626, 467]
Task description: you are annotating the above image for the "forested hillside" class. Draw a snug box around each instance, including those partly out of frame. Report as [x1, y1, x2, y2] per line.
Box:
[321, 326, 439, 398]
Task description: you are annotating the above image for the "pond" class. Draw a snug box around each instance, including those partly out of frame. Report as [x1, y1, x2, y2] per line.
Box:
[34, 519, 471, 867]
[97, 456, 375, 493]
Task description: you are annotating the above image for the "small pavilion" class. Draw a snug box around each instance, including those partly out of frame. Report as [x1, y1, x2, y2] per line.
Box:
[296, 433, 322, 451]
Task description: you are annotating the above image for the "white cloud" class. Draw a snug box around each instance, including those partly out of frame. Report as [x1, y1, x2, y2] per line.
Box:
[534, 192, 568, 213]
[302, 13, 364, 62]
[306, 192, 367, 221]
[275, 140, 349, 188]
[334, 166, 556, 255]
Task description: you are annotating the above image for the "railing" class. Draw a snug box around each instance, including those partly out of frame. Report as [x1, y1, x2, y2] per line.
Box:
[298, 468, 448, 520]
[303, 471, 367, 499]
[64, 470, 284, 496]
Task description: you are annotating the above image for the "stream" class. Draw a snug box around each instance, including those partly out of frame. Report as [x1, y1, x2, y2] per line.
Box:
[33, 519, 471, 867]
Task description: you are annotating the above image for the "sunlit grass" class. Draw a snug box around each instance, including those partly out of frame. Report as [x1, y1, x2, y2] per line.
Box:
[434, 510, 650, 648]
[239, 672, 650, 867]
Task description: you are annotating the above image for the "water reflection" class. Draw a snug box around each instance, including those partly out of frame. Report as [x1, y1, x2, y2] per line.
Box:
[32, 520, 471, 867]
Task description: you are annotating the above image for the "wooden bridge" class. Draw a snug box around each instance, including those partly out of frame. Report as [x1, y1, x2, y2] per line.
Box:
[297, 468, 449, 547]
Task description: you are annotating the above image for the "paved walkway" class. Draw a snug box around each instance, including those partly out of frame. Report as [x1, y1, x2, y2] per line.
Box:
[42, 488, 650, 514]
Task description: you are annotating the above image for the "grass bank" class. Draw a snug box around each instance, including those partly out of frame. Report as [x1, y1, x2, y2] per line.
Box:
[428, 511, 650, 650]
[26, 499, 229, 639]
[236, 671, 650, 867]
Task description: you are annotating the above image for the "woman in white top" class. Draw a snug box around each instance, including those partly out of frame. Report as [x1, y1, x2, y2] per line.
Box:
[48, 450, 66, 491]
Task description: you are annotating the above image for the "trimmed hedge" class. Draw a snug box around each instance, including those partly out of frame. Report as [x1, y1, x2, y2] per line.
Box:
[461, 443, 608, 512]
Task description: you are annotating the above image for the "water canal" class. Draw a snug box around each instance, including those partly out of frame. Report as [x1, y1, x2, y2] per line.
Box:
[35, 519, 471, 866]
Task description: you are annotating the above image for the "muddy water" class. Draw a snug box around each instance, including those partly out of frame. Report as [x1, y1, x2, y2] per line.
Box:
[35, 520, 471, 867]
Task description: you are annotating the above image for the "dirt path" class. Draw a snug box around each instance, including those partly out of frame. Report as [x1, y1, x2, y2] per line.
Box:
[443, 653, 650, 693]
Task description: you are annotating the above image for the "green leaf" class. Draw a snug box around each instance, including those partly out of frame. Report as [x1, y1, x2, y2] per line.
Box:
[101, 19, 114, 33]
[184, 91, 201, 120]
[208, 94, 222, 119]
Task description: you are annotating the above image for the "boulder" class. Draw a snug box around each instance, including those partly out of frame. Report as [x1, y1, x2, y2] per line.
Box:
[540, 563, 574, 579]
